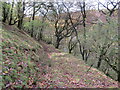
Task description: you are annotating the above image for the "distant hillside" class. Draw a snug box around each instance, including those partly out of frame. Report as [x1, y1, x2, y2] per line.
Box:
[1, 24, 119, 88]
[61, 10, 117, 24]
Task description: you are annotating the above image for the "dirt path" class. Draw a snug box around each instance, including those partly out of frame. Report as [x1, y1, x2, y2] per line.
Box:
[45, 52, 118, 88]
[38, 41, 118, 88]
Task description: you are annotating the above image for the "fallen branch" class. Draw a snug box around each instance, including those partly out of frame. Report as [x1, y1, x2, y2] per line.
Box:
[86, 63, 94, 72]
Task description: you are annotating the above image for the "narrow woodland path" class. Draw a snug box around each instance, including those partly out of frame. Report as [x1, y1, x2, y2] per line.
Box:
[2, 24, 119, 88]
[39, 42, 118, 88]
[46, 52, 118, 88]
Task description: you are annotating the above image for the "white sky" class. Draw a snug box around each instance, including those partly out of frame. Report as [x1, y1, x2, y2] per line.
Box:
[1, 0, 110, 2]
[3, 0, 119, 16]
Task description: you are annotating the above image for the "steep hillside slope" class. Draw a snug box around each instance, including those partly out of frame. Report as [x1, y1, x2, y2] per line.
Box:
[1, 24, 119, 88]
[47, 52, 119, 88]
[2, 24, 55, 88]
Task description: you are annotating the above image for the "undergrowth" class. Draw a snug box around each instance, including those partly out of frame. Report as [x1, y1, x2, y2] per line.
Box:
[1, 28, 50, 88]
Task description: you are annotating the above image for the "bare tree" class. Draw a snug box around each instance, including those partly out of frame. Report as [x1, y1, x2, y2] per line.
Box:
[98, 0, 119, 16]
[38, 3, 49, 41]
[75, 1, 91, 62]
[49, 2, 75, 48]
[68, 35, 78, 53]
[28, 2, 48, 40]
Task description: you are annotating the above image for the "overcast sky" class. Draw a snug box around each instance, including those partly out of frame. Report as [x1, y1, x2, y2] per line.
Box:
[6, 0, 116, 2]
[5, 0, 119, 15]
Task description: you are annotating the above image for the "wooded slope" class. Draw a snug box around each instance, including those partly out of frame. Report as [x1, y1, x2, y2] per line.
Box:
[1, 24, 119, 88]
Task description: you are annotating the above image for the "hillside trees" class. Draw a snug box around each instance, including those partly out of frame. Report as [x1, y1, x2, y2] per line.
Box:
[2, 1, 26, 29]
[65, 1, 91, 61]
[2, 2, 10, 23]
[1, 1, 119, 82]
[24, 2, 50, 41]
[76, 1, 91, 62]
[61, 1, 93, 62]
[49, 2, 75, 48]
[37, 3, 50, 41]
[24, 20, 49, 41]
[98, 0, 119, 16]
[68, 35, 78, 54]
[17, 1, 25, 29]
[61, 2, 81, 54]
[95, 1, 119, 79]
[66, 1, 119, 80]
[2, 1, 16, 25]
[86, 18, 118, 80]
[9, 1, 14, 25]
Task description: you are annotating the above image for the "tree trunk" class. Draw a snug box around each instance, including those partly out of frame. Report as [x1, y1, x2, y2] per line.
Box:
[17, 2, 25, 29]
[55, 42, 60, 49]
[82, 54, 85, 61]
[9, 2, 14, 25]
[69, 49, 72, 53]
[2, 8, 6, 22]
[31, 2, 35, 37]
[55, 38, 61, 49]
[118, 2, 120, 83]
[2, 3, 8, 23]
[97, 56, 102, 68]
